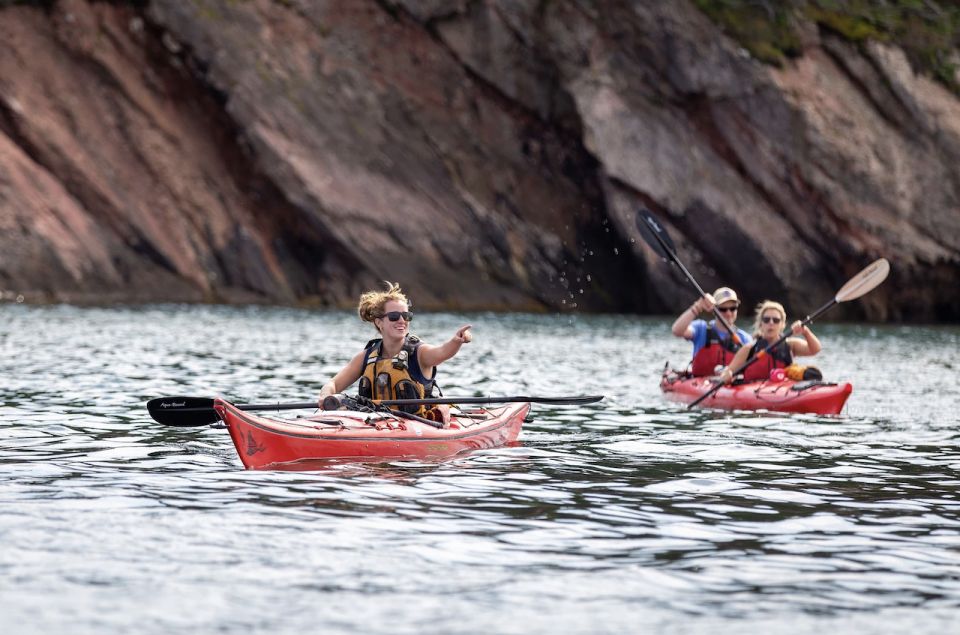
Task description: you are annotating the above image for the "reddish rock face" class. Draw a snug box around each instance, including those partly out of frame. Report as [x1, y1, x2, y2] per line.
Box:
[0, 0, 957, 321]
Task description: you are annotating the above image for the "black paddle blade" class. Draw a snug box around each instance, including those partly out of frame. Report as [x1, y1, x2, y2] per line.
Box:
[146, 396, 220, 426]
[635, 207, 677, 259]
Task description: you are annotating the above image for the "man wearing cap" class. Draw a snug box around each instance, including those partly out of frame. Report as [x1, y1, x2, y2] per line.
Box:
[671, 287, 752, 377]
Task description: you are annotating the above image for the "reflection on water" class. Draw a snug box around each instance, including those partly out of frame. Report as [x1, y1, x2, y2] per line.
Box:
[1, 305, 959, 633]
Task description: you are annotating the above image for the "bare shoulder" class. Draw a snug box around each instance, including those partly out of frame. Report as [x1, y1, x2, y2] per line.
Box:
[344, 348, 368, 370]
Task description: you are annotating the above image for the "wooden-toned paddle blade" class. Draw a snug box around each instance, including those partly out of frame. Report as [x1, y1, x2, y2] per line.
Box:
[146, 396, 220, 426]
[635, 207, 677, 259]
[688, 257, 890, 410]
[835, 258, 890, 302]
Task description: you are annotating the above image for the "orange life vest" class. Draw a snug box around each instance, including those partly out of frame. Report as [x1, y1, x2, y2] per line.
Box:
[357, 334, 437, 415]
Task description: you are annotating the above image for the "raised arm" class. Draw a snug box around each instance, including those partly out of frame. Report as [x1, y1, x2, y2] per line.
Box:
[672, 294, 715, 339]
[417, 325, 472, 376]
[787, 321, 821, 357]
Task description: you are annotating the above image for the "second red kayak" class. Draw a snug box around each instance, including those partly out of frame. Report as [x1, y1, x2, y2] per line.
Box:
[214, 398, 530, 469]
[660, 369, 852, 415]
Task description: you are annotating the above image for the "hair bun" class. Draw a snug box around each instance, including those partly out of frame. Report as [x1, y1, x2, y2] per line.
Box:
[357, 281, 410, 326]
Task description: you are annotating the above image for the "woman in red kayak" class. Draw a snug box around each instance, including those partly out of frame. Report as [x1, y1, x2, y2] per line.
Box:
[719, 300, 821, 384]
[317, 282, 472, 421]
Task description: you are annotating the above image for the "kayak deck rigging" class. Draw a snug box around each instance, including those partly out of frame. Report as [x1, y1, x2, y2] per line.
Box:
[214, 399, 530, 469]
[659, 367, 853, 415]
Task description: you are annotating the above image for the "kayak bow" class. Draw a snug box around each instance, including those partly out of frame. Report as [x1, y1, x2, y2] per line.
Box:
[214, 398, 530, 469]
[660, 368, 852, 415]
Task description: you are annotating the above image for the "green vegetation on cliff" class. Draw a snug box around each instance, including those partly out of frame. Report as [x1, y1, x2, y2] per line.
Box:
[694, 0, 960, 92]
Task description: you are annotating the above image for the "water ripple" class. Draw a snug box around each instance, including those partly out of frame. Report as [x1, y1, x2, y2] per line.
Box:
[1, 307, 959, 633]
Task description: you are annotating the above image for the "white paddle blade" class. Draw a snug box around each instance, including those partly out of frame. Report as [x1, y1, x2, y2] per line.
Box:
[835, 258, 889, 302]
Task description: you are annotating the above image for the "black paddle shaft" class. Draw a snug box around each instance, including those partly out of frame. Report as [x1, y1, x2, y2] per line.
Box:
[147, 394, 604, 427]
[686, 257, 890, 409]
[376, 395, 604, 406]
[687, 297, 837, 408]
[635, 209, 741, 343]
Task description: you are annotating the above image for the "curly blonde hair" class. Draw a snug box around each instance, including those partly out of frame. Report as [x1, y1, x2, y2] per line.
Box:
[357, 281, 410, 326]
[752, 300, 787, 337]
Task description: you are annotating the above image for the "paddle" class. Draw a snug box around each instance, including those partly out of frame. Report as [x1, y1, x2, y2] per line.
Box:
[146, 397, 316, 426]
[147, 394, 605, 427]
[687, 257, 890, 409]
[635, 207, 742, 344]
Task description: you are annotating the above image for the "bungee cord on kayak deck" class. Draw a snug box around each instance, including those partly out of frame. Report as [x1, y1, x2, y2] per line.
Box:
[636, 207, 890, 414]
[688, 257, 890, 409]
[145, 393, 603, 467]
[8, 304, 959, 635]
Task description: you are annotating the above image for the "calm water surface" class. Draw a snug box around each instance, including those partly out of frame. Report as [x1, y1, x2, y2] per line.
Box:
[1, 305, 958, 634]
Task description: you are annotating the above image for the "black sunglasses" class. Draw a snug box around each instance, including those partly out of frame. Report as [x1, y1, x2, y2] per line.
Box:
[717, 305, 739, 313]
[379, 311, 413, 322]
[761, 316, 782, 324]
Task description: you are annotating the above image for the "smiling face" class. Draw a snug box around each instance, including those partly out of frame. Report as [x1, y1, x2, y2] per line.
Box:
[374, 299, 410, 340]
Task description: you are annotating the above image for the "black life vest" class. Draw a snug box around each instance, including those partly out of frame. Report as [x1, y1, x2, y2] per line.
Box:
[689, 324, 743, 377]
[357, 334, 437, 415]
[742, 337, 793, 381]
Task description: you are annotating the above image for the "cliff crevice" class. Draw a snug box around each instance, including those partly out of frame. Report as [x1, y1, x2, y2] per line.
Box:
[0, 0, 957, 320]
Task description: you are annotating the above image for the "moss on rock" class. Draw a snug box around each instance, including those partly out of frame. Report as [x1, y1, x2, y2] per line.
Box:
[694, 0, 960, 93]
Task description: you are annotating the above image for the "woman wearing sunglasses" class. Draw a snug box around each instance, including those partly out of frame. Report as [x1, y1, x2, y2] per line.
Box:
[671, 287, 752, 377]
[719, 300, 821, 384]
[317, 282, 472, 421]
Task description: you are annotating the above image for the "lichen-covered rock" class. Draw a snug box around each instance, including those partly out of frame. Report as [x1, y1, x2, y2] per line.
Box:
[0, 0, 957, 321]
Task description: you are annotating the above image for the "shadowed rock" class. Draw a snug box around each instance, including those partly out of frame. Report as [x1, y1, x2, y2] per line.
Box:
[0, 0, 957, 321]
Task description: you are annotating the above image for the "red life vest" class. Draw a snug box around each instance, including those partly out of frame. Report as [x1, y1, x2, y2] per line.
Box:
[690, 325, 743, 377]
[742, 338, 793, 382]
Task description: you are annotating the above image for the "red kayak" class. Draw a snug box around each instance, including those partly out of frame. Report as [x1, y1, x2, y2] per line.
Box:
[214, 398, 530, 469]
[659, 369, 852, 415]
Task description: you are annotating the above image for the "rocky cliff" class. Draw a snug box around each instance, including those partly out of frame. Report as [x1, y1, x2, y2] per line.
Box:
[1, 0, 957, 321]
